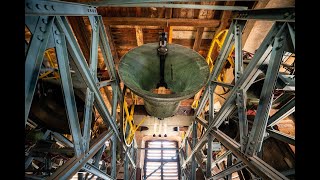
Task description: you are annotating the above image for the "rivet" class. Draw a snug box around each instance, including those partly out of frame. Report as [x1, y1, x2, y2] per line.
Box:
[42, 18, 48, 24]
[44, 5, 49, 10]
[26, 3, 32, 9]
[37, 35, 43, 41]
[56, 40, 61, 44]
[36, 4, 41, 9]
[40, 26, 46, 32]
[250, 141, 255, 144]
[55, 30, 60, 35]
[283, 12, 290, 17]
[51, 5, 55, 11]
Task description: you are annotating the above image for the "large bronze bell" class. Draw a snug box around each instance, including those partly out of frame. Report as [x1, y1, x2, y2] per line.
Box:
[118, 42, 210, 119]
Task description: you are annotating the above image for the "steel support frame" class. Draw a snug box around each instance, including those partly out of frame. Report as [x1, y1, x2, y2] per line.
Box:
[25, 1, 135, 179]
[210, 161, 247, 180]
[181, 7, 294, 180]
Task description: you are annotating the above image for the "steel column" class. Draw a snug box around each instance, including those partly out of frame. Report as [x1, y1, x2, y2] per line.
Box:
[111, 135, 117, 178]
[191, 122, 198, 180]
[245, 24, 287, 156]
[124, 146, 130, 180]
[83, 16, 99, 152]
[287, 23, 295, 50]
[53, 23, 83, 157]
[226, 154, 233, 180]
[93, 145, 105, 167]
[206, 83, 215, 178]
[237, 89, 248, 152]
[25, 16, 54, 126]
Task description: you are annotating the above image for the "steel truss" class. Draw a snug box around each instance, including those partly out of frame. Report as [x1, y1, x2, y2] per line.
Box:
[25, 0, 136, 179]
[180, 7, 295, 180]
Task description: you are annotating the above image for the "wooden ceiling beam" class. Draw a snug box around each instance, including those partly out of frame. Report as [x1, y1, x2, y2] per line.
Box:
[135, 26, 144, 46]
[103, 17, 220, 27]
[193, 27, 204, 52]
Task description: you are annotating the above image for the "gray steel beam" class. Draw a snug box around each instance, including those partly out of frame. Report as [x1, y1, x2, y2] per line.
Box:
[90, 3, 248, 11]
[182, 22, 285, 168]
[82, 163, 114, 180]
[25, 16, 54, 126]
[111, 135, 117, 178]
[54, 16, 121, 140]
[47, 130, 114, 180]
[236, 89, 248, 152]
[287, 23, 295, 50]
[210, 161, 246, 180]
[245, 25, 287, 156]
[93, 145, 105, 167]
[267, 98, 295, 127]
[212, 150, 232, 170]
[83, 16, 99, 152]
[234, 20, 245, 82]
[51, 132, 74, 148]
[191, 122, 198, 180]
[212, 81, 234, 89]
[206, 83, 215, 178]
[281, 168, 295, 176]
[226, 154, 233, 180]
[25, 0, 98, 16]
[234, 7, 295, 22]
[211, 129, 289, 180]
[196, 116, 208, 129]
[267, 129, 295, 146]
[124, 147, 130, 180]
[53, 22, 83, 157]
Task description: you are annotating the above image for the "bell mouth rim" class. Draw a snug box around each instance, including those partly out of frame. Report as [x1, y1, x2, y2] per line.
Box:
[118, 43, 210, 102]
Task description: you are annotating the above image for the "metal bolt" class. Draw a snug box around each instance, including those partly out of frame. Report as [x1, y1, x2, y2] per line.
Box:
[36, 4, 41, 9]
[249, 146, 253, 150]
[37, 35, 44, 41]
[56, 40, 61, 44]
[42, 18, 48, 24]
[278, 36, 284, 41]
[276, 44, 283, 50]
[26, 3, 32, 9]
[55, 30, 60, 35]
[283, 12, 290, 18]
[51, 5, 55, 11]
[44, 5, 49, 10]
[250, 141, 255, 144]
[40, 26, 46, 32]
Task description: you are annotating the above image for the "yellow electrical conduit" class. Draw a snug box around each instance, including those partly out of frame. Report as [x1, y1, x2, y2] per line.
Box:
[191, 29, 235, 109]
[123, 92, 147, 145]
